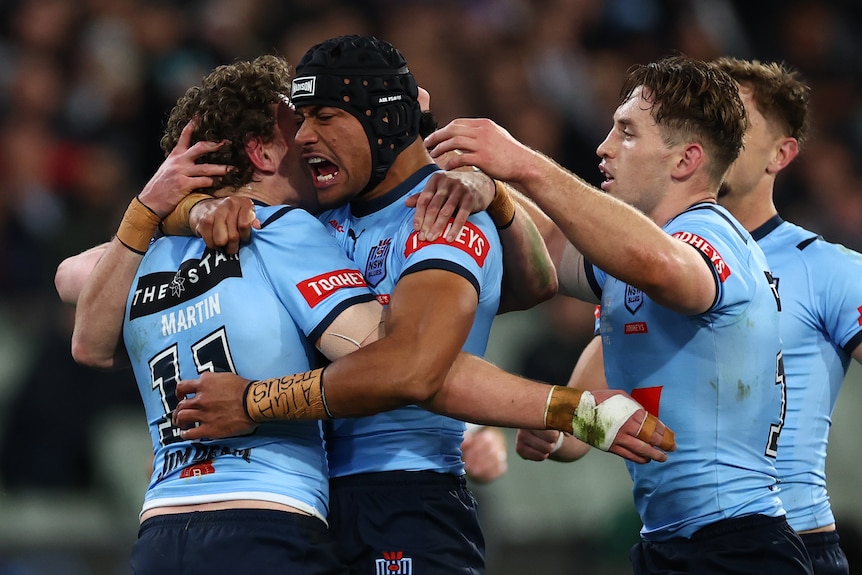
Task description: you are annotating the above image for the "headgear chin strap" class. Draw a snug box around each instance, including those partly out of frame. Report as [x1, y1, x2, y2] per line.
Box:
[291, 35, 421, 195]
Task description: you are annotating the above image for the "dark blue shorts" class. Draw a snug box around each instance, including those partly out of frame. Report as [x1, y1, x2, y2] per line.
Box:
[130, 508, 345, 575]
[630, 514, 814, 575]
[801, 530, 849, 575]
[328, 470, 486, 574]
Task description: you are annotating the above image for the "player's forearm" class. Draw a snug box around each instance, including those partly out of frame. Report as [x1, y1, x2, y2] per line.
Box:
[515, 156, 662, 279]
[514, 155, 712, 312]
[245, 336, 457, 422]
[422, 353, 549, 428]
[567, 336, 606, 391]
[71, 237, 138, 369]
[72, 195, 163, 368]
[497, 190, 558, 314]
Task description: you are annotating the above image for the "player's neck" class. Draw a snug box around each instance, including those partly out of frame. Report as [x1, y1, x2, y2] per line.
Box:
[234, 178, 301, 207]
[650, 180, 717, 228]
[359, 139, 434, 202]
[720, 186, 778, 232]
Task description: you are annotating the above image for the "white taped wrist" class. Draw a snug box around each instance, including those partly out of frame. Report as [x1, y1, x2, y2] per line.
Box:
[550, 431, 565, 454]
[572, 391, 640, 452]
[465, 423, 484, 435]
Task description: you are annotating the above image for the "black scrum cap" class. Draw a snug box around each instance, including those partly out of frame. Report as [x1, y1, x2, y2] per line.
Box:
[291, 35, 421, 193]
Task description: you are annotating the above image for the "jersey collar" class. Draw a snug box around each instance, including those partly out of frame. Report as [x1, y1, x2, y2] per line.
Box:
[350, 164, 440, 217]
[750, 215, 784, 241]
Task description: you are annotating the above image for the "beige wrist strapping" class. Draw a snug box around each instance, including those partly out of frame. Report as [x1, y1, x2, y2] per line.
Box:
[159, 192, 214, 236]
[116, 195, 162, 254]
[487, 180, 516, 230]
[243, 368, 332, 423]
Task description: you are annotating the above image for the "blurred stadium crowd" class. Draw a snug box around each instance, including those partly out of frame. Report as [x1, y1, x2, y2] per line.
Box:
[0, 0, 860, 573]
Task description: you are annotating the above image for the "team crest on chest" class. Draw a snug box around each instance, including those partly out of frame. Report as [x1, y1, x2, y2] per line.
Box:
[625, 285, 644, 314]
[364, 238, 391, 288]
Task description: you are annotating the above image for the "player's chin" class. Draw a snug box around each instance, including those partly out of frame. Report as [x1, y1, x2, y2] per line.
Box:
[315, 185, 355, 211]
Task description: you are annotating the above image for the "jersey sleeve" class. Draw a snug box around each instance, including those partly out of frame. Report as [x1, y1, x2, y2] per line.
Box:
[664, 207, 765, 318]
[812, 243, 862, 354]
[250, 206, 376, 343]
[396, 211, 498, 296]
[585, 259, 606, 300]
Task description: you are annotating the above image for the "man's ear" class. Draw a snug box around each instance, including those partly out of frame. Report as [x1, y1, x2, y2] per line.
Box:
[767, 137, 799, 175]
[245, 137, 275, 174]
[672, 143, 704, 181]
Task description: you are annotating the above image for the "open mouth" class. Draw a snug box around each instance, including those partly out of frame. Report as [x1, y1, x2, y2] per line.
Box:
[308, 156, 339, 185]
[598, 164, 614, 189]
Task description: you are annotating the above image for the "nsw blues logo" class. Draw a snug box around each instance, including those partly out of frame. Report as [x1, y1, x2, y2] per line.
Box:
[375, 551, 412, 574]
[365, 238, 391, 288]
[625, 284, 643, 314]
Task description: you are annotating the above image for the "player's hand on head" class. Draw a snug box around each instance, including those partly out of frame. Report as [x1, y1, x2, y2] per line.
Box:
[515, 428, 562, 462]
[406, 169, 495, 242]
[139, 119, 231, 217]
[173, 372, 258, 440]
[190, 195, 259, 254]
[423, 118, 531, 184]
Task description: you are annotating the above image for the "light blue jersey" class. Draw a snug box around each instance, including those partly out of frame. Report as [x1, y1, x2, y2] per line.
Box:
[317, 164, 503, 478]
[590, 203, 785, 541]
[753, 216, 862, 533]
[124, 203, 376, 521]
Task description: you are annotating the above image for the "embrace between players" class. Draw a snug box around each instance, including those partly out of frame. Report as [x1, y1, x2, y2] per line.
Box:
[56, 33, 845, 575]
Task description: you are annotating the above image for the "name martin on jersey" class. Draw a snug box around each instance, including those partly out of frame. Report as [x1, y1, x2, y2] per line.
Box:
[129, 249, 241, 336]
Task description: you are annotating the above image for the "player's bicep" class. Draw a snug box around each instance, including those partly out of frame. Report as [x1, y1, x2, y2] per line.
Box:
[317, 300, 385, 361]
[387, 268, 479, 367]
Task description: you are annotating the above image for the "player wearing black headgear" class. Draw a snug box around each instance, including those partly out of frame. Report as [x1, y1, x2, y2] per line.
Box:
[285, 33, 504, 573]
[76, 31, 673, 575]
[291, 35, 421, 195]
[127, 33, 615, 575]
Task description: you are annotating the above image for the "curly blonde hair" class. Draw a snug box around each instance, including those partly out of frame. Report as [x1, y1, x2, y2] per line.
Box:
[160, 54, 292, 192]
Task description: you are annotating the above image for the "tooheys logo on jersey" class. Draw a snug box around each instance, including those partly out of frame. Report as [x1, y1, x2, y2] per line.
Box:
[298, 269, 368, 308]
[671, 231, 731, 281]
[129, 249, 241, 319]
[404, 221, 489, 266]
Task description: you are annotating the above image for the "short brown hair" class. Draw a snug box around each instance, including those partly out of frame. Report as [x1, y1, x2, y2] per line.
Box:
[620, 54, 747, 185]
[712, 57, 811, 149]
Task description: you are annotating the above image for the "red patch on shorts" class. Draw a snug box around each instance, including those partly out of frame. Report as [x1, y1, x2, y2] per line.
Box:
[631, 386, 662, 417]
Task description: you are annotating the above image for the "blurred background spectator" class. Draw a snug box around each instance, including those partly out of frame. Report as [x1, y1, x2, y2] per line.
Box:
[1, 1, 861, 573]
